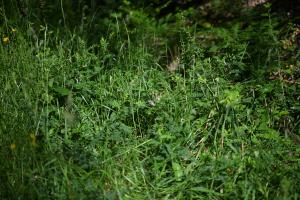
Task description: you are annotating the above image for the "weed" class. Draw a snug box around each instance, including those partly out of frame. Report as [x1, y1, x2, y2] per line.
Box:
[1, 3, 300, 199]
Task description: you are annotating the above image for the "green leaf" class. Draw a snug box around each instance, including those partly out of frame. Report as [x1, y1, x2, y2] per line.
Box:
[54, 87, 70, 96]
[172, 161, 183, 181]
[48, 78, 54, 88]
[257, 129, 281, 141]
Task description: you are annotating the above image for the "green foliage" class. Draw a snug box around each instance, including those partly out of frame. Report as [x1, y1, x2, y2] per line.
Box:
[1, 1, 300, 199]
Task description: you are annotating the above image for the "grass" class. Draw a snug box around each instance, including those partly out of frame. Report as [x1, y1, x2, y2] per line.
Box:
[1, 8, 300, 199]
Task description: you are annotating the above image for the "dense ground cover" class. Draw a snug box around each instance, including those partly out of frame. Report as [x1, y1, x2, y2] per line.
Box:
[1, 2, 300, 199]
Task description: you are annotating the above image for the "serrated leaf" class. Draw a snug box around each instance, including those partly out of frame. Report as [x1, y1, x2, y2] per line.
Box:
[257, 130, 280, 141]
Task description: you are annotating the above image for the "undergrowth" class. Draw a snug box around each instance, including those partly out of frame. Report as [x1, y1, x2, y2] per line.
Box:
[0, 4, 300, 200]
